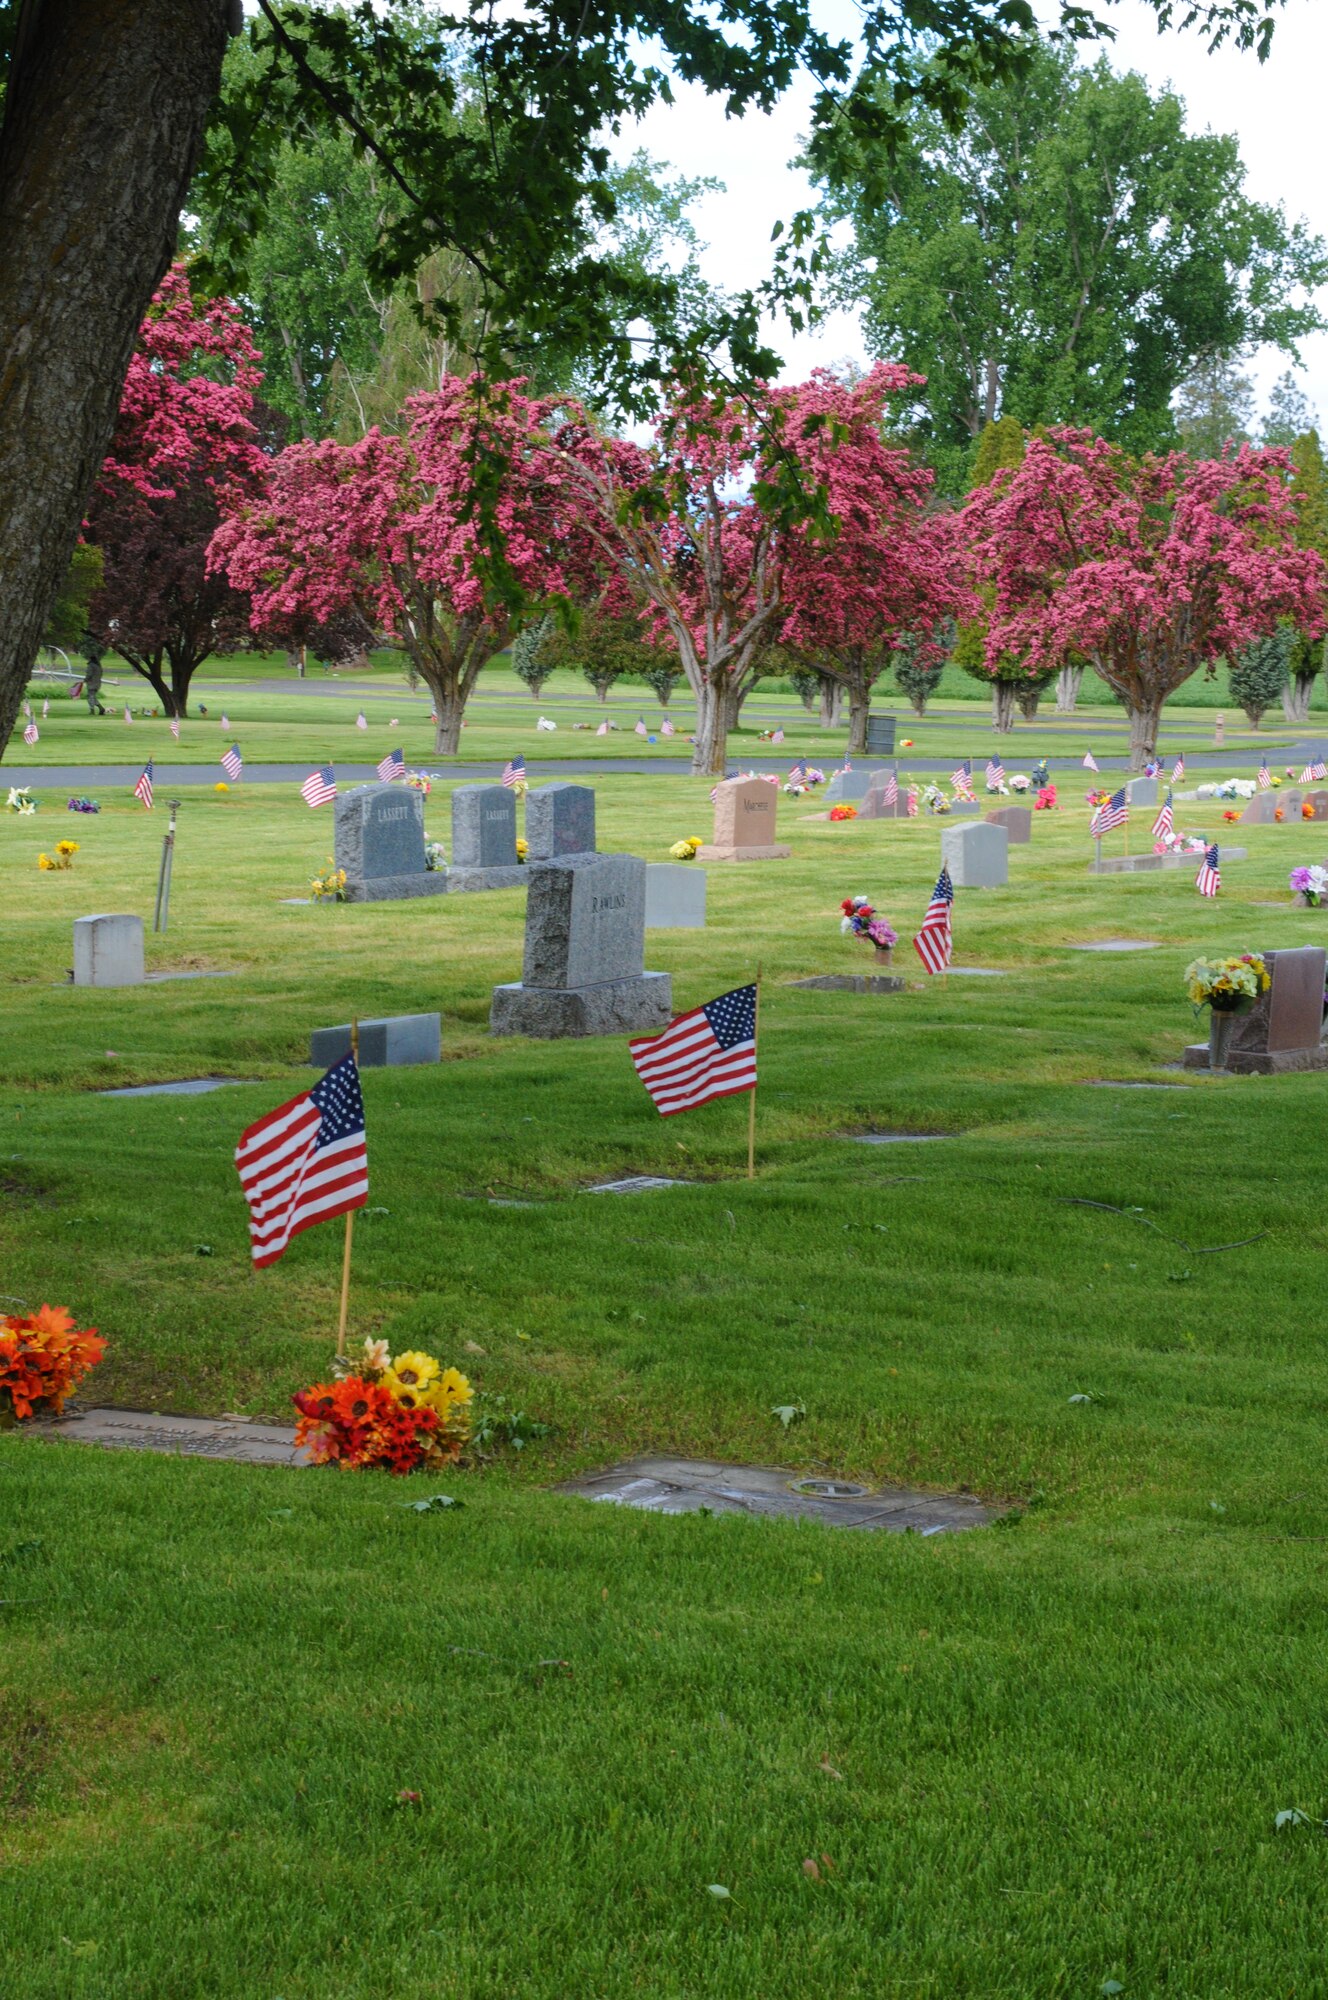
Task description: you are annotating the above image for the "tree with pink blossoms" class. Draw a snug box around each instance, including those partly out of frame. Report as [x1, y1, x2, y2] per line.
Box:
[210, 377, 599, 755]
[963, 430, 1328, 768]
[86, 266, 270, 718]
[558, 364, 935, 776]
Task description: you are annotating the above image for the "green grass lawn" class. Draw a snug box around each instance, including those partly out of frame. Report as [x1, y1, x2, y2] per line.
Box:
[4, 773, 1328, 1996]
[15, 650, 1323, 771]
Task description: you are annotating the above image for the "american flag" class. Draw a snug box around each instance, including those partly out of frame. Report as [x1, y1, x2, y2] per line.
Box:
[596, 719, 609, 735]
[301, 765, 337, 808]
[376, 748, 405, 783]
[22, 700, 31, 718]
[234, 1053, 368, 1269]
[905, 786, 919, 818]
[1258, 758, 1272, 790]
[1090, 787, 1128, 835]
[661, 717, 675, 737]
[134, 760, 154, 810]
[1151, 791, 1174, 842]
[912, 866, 954, 975]
[356, 712, 367, 731]
[951, 757, 973, 790]
[220, 713, 229, 729]
[1300, 757, 1327, 782]
[635, 718, 648, 737]
[1172, 754, 1184, 783]
[883, 769, 899, 808]
[123, 706, 133, 724]
[221, 743, 243, 781]
[170, 716, 180, 741]
[23, 720, 37, 747]
[629, 984, 757, 1117]
[502, 754, 525, 787]
[1082, 750, 1098, 772]
[1196, 843, 1220, 897]
[986, 755, 1005, 788]
[788, 760, 809, 780]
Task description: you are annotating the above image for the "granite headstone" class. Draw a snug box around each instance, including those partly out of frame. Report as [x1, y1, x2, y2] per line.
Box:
[696, 777, 790, 861]
[940, 820, 1008, 888]
[1183, 945, 1328, 1073]
[526, 782, 596, 861]
[490, 853, 671, 1037]
[985, 805, 1031, 844]
[1125, 776, 1158, 807]
[645, 863, 707, 928]
[334, 784, 447, 901]
[73, 913, 145, 988]
[448, 784, 526, 892]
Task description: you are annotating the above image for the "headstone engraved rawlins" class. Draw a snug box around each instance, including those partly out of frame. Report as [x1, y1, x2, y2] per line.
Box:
[490, 852, 671, 1037]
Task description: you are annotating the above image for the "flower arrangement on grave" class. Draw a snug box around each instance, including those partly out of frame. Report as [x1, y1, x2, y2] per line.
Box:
[66, 797, 99, 814]
[1085, 787, 1111, 809]
[1035, 784, 1058, 811]
[840, 896, 898, 955]
[293, 1339, 472, 1474]
[37, 841, 79, 871]
[900, 738, 914, 749]
[424, 842, 446, 872]
[535, 716, 557, 732]
[669, 836, 702, 859]
[1198, 779, 1256, 801]
[1304, 801, 1317, 820]
[214, 781, 230, 793]
[404, 769, 437, 795]
[784, 767, 825, 796]
[1269, 774, 1283, 788]
[7, 787, 37, 815]
[311, 861, 347, 901]
[0, 1303, 105, 1425]
[516, 837, 529, 861]
[1009, 773, 1031, 793]
[1291, 865, 1328, 906]
[1184, 953, 1270, 1013]
[828, 804, 858, 822]
[920, 783, 950, 814]
[1155, 830, 1208, 856]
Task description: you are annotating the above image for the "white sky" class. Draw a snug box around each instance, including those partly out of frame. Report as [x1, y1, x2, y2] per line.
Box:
[610, 0, 1328, 425]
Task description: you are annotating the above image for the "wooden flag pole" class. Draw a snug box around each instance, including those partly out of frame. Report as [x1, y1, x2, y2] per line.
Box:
[747, 967, 762, 1181]
[335, 1018, 359, 1361]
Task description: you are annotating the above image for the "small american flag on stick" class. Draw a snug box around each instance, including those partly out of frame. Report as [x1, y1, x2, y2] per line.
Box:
[1196, 844, 1220, 897]
[301, 766, 337, 808]
[1300, 757, 1327, 782]
[23, 720, 38, 747]
[355, 711, 368, 731]
[951, 757, 973, 792]
[235, 1053, 368, 1268]
[1090, 788, 1128, 836]
[986, 755, 1005, 788]
[376, 748, 405, 783]
[635, 718, 648, 737]
[882, 770, 899, 808]
[629, 985, 757, 1117]
[661, 717, 675, 737]
[1151, 792, 1174, 842]
[913, 866, 953, 975]
[170, 716, 181, 741]
[1258, 758, 1272, 790]
[220, 713, 229, 729]
[1082, 750, 1098, 772]
[134, 761, 154, 810]
[1172, 754, 1185, 784]
[596, 719, 609, 736]
[502, 754, 525, 787]
[221, 743, 243, 781]
[123, 706, 133, 724]
[771, 727, 784, 745]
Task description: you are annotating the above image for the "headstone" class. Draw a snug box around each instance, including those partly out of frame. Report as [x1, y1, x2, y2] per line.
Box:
[1089, 847, 1247, 875]
[1214, 711, 1225, 746]
[864, 713, 897, 756]
[1280, 790, 1305, 818]
[860, 768, 907, 820]
[985, 805, 1031, 844]
[1305, 790, 1328, 822]
[334, 784, 447, 901]
[940, 820, 1008, 889]
[696, 777, 791, 861]
[1183, 946, 1328, 1073]
[1126, 776, 1158, 806]
[644, 863, 707, 928]
[73, 913, 144, 987]
[823, 766, 885, 804]
[525, 782, 596, 861]
[1240, 792, 1281, 824]
[309, 1014, 441, 1068]
[490, 853, 671, 1037]
[448, 784, 525, 892]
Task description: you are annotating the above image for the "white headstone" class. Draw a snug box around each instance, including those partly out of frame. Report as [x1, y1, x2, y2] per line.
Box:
[73, 914, 145, 987]
[644, 863, 707, 928]
[939, 821, 1009, 889]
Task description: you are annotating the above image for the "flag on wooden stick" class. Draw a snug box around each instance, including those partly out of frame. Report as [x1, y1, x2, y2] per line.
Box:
[301, 766, 337, 808]
[629, 985, 757, 1117]
[913, 866, 953, 975]
[1151, 792, 1174, 843]
[234, 1053, 368, 1268]
[1196, 844, 1220, 897]
[133, 761, 154, 810]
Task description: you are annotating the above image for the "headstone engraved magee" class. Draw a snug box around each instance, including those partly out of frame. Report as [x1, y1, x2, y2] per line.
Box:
[490, 853, 671, 1037]
[334, 783, 447, 901]
[1183, 945, 1328, 1073]
[696, 777, 791, 862]
[448, 783, 526, 893]
[526, 782, 596, 861]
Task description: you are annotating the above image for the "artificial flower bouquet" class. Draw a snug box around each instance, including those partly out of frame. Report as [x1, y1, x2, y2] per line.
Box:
[404, 770, 437, 795]
[425, 841, 446, 872]
[66, 797, 100, 814]
[669, 836, 703, 859]
[784, 767, 825, 795]
[1035, 784, 1058, 811]
[1184, 953, 1270, 1014]
[37, 841, 79, 871]
[7, 787, 37, 815]
[920, 783, 950, 815]
[840, 896, 898, 953]
[0, 1304, 105, 1424]
[1009, 773, 1031, 793]
[516, 837, 529, 861]
[293, 1340, 472, 1474]
[311, 861, 347, 901]
[1291, 865, 1328, 907]
[1085, 788, 1111, 809]
[828, 804, 858, 822]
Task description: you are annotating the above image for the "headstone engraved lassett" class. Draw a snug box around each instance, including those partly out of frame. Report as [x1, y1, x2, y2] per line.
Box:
[696, 776, 791, 862]
[448, 783, 525, 892]
[334, 783, 447, 901]
[490, 852, 671, 1037]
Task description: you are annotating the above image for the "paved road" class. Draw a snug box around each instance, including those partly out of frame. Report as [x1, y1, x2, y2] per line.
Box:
[8, 744, 1328, 791]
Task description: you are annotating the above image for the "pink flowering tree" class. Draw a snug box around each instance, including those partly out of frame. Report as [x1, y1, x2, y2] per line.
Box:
[85, 267, 270, 717]
[210, 377, 599, 754]
[963, 430, 1328, 768]
[558, 364, 932, 776]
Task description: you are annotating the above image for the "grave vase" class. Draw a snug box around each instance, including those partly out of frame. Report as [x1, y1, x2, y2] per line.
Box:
[1207, 1002, 1249, 1072]
[872, 945, 894, 966]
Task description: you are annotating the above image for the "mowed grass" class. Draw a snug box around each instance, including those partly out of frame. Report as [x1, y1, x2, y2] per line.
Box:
[4, 774, 1328, 1997]
[16, 649, 1320, 769]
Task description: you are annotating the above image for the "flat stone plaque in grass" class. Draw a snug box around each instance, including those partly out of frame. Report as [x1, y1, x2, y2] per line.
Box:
[586, 1175, 690, 1194]
[31, 1407, 301, 1466]
[557, 1456, 994, 1533]
[847, 1130, 958, 1144]
[1070, 940, 1161, 952]
[789, 974, 905, 994]
[98, 1077, 247, 1098]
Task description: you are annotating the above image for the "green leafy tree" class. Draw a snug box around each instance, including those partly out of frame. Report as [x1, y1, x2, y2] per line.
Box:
[1264, 371, 1317, 450]
[41, 544, 103, 651]
[510, 614, 558, 700]
[638, 658, 682, 708]
[1230, 625, 1293, 729]
[892, 622, 952, 717]
[540, 608, 663, 704]
[1174, 350, 1255, 459]
[813, 39, 1326, 493]
[1285, 430, 1328, 721]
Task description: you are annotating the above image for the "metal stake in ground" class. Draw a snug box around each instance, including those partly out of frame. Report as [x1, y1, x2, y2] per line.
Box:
[336, 1019, 360, 1362]
[747, 967, 762, 1181]
[153, 799, 180, 932]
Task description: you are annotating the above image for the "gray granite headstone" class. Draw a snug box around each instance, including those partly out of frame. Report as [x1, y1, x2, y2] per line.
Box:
[1126, 776, 1158, 806]
[1305, 790, 1328, 822]
[490, 853, 671, 1037]
[645, 863, 706, 928]
[864, 713, 897, 755]
[309, 1013, 441, 1067]
[824, 767, 884, 804]
[334, 784, 447, 901]
[526, 782, 596, 861]
[940, 820, 1008, 888]
[452, 784, 517, 867]
[1240, 791, 1281, 824]
[984, 805, 1031, 844]
[73, 913, 144, 988]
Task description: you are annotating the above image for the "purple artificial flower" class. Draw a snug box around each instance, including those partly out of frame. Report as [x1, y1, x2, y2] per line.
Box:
[1290, 867, 1313, 892]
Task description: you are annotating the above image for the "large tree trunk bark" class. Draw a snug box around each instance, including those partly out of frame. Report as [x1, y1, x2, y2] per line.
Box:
[991, 682, 1016, 732]
[1126, 696, 1165, 771]
[1282, 672, 1316, 725]
[1055, 664, 1084, 713]
[690, 681, 728, 777]
[846, 681, 871, 754]
[0, 0, 231, 763]
[818, 678, 843, 729]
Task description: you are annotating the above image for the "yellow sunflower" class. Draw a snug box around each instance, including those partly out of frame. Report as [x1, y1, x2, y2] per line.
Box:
[424, 1367, 473, 1415]
[382, 1350, 441, 1402]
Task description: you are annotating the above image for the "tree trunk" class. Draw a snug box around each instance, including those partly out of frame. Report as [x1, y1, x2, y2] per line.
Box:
[1056, 664, 1084, 713]
[0, 0, 231, 762]
[991, 682, 1016, 732]
[285, 648, 302, 677]
[123, 651, 172, 715]
[1016, 681, 1044, 722]
[818, 678, 843, 728]
[1126, 696, 1166, 771]
[689, 681, 722, 776]
[1240, 702, 1265, 729]
[1282, 672, 1316, 725]
[909, 691, 929, 717]
[846, 681, 871, 754]
[431, 683, 465, 755]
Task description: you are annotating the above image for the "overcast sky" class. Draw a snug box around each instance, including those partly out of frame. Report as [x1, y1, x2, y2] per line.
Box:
[611, 0, 1328, 427]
